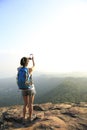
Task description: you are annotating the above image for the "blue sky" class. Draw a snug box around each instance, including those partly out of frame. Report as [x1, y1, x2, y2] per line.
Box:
[0, 0, 87, 78]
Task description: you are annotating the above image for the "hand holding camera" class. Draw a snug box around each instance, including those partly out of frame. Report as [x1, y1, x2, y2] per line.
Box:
[28, 54, 35, 67]
[29, 54, 34, 60]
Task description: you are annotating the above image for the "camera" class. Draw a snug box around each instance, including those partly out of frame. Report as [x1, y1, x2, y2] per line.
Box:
[29, 54, 33, 60]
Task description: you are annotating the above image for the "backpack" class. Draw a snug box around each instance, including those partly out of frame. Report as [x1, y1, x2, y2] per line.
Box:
[17, 67, 30, 90]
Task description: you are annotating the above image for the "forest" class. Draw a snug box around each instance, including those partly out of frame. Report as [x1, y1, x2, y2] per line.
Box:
[0, 74, 87, 107]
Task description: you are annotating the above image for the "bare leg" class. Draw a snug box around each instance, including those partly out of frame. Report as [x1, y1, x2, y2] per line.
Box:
[28, 95, 34, 119]
[23, 96, 28, 119]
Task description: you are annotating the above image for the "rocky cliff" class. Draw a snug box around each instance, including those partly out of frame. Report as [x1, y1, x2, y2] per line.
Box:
[0, 102, 87, 130]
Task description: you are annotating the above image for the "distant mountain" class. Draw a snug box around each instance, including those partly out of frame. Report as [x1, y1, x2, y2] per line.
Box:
[34, 71, 87, 77]
[0, 72, 87, 107]
[38, 77, 87, 103]
[0, 74, 64, 107]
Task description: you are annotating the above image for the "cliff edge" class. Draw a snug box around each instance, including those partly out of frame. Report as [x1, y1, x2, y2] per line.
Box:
[0, 102, 87, 130]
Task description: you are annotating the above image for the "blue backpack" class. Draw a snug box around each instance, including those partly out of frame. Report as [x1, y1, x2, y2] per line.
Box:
[17, 67, 30, 89]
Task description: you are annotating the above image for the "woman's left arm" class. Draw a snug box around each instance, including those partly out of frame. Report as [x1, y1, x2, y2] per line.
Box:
[29, 55, 35, 74]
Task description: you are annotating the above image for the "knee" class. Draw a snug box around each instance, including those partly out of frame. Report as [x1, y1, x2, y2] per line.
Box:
[28, 103, 33, 108]
[24, 103, 28, 107]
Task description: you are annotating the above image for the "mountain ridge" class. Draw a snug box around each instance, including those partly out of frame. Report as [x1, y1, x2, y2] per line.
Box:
[0, 75, 87, 107]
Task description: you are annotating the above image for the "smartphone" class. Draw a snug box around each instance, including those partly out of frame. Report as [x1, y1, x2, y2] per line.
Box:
[29, 54, 33, 60]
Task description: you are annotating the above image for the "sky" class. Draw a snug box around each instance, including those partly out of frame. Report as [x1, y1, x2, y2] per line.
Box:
[0, 0, 87, 78]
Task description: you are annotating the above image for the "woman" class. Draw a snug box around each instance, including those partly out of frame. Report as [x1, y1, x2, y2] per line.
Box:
[17, 54, 36, 122]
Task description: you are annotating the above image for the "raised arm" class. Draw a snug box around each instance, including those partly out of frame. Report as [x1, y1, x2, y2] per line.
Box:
[29, 55, 35, 75]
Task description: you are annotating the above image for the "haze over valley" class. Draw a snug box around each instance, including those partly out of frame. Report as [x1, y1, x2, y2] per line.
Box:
[0, 72, 87, 107]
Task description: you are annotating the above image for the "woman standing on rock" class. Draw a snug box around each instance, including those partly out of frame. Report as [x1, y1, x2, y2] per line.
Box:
[17, 54, 36, 122]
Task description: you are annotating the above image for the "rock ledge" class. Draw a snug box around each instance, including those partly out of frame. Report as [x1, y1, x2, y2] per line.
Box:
[0, 102, 87, 130]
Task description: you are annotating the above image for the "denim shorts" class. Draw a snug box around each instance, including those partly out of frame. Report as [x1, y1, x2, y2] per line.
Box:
[22, 84, 36, 96]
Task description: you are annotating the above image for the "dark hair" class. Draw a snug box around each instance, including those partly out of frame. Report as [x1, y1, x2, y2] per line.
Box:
[20, 57, 27, 67]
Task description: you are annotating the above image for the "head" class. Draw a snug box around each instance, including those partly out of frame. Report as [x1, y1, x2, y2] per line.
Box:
[20, 57, 29, 67]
